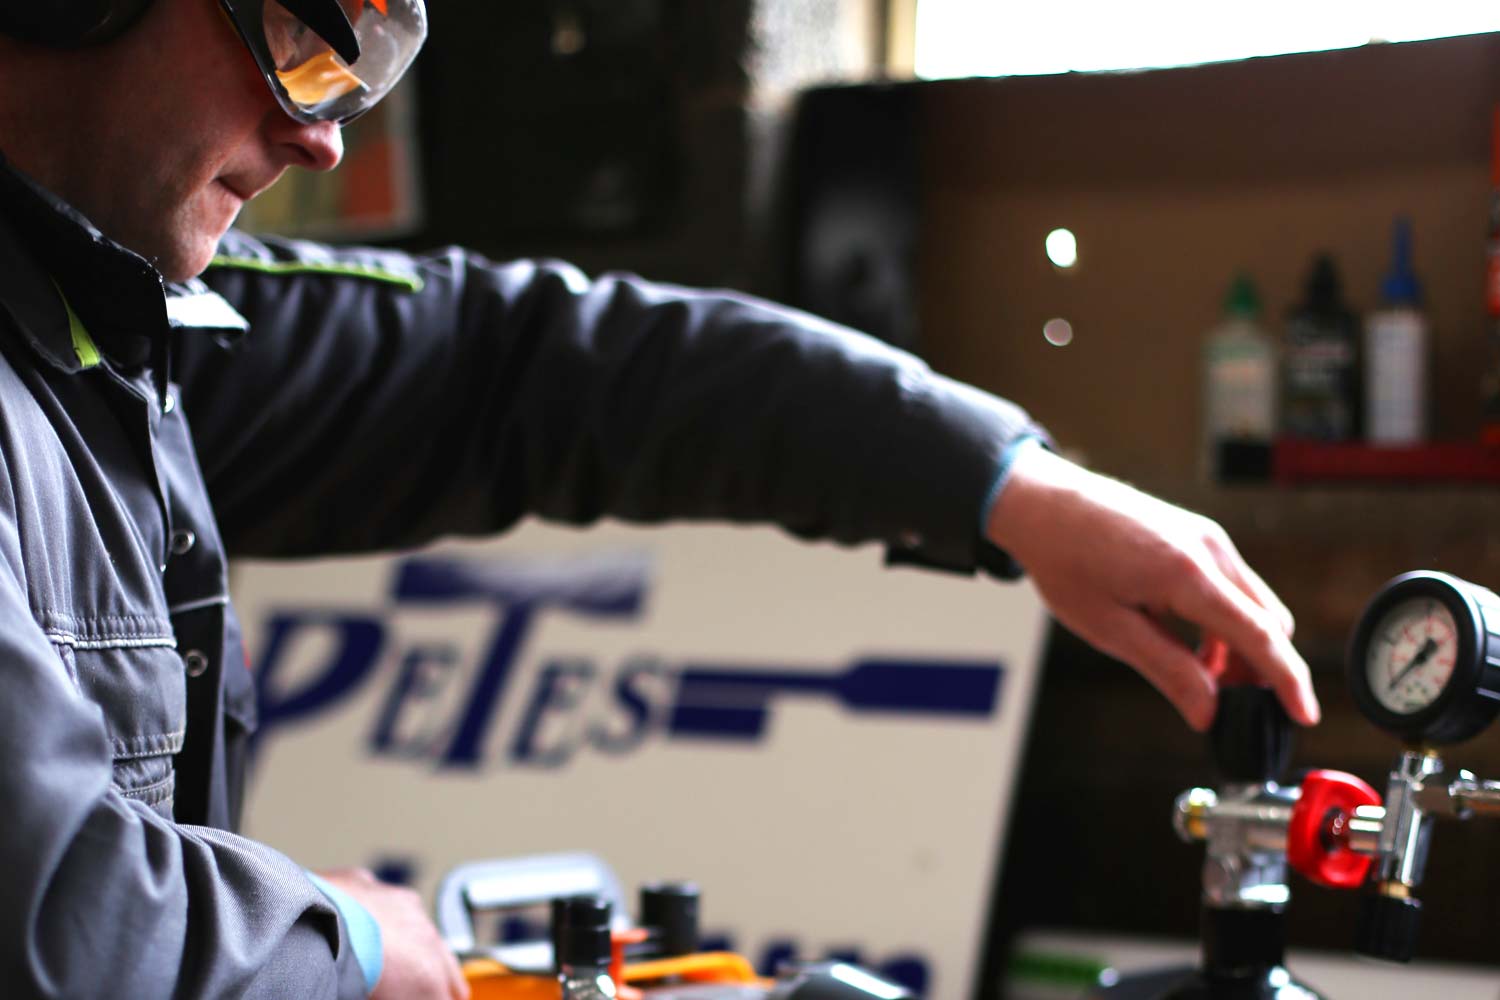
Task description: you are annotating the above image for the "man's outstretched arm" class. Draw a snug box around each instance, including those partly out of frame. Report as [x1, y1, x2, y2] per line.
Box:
[988, 443, 1319, 731]
[192, 235, 1316, 731]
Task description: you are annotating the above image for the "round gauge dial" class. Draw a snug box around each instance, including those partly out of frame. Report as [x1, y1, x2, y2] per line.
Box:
[1363, 597, 1458, 715]
[1347, 571, 1500, 745]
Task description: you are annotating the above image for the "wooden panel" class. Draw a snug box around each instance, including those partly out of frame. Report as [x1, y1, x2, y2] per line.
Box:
[919, 164, 1488, 478]
[912, 33, 1500, 647]
[919, 33, 1500, 193]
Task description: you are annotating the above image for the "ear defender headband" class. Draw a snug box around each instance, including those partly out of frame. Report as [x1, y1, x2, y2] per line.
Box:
[0, 0, 427, 124]
[0, 0, 155, 47]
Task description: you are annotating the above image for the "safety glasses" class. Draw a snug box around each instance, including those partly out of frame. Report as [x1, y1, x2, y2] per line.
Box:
[219, 0, 427, 125]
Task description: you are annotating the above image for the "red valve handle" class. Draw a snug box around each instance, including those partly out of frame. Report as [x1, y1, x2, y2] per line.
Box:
[1287, 769, 1381, 889]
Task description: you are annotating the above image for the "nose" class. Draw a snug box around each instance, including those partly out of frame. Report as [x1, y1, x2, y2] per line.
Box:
[262, 111, 345, 173]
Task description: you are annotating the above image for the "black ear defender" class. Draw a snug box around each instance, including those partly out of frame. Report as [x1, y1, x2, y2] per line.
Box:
[0, 0, 155, 48]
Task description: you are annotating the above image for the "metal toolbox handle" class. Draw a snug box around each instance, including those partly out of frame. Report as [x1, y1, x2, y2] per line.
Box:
[436, 851, 629, 958]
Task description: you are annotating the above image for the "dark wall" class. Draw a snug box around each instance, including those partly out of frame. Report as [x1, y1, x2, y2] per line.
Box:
[405, 1, 758, 289]
[784, 83, 921, 353]
[916, 33, 1500, 651]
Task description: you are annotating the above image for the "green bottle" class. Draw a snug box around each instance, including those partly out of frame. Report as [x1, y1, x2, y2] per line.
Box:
[1203, 274, 1276, 482]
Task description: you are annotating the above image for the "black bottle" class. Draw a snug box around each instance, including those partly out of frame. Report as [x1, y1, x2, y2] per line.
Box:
[1281, 254, 1361, 441]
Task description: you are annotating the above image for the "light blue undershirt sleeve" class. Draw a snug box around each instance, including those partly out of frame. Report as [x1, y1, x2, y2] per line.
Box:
[307, 872, 385, 994]
[979, 434, 1046, 536]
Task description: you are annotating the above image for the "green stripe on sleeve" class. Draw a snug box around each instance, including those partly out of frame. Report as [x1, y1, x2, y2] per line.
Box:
[208, 254, 424, 293]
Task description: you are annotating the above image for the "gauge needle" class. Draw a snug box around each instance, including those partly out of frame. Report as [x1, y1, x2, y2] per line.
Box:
[1388, 637, 1439, 691]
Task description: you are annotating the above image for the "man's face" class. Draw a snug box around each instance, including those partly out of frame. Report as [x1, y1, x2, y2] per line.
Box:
[3, 0, 344, 281]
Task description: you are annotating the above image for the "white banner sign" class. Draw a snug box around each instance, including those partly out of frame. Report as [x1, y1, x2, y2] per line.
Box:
[235, 520, 1048, 997]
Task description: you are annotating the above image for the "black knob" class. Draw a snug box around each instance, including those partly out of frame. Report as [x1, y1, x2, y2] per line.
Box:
[1355, 890, 1421, 962]
[1210, 685, 1294, 783]
[552, 894, 613, 969]
[1200, 904, 1287, 975]
[640, 881, 699, 957]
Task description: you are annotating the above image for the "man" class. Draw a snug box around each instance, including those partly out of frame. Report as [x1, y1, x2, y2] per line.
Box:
[0, 0, 1318, 997]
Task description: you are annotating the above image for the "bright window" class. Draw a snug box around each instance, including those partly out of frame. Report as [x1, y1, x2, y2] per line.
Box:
[913, 1, 1500, 79]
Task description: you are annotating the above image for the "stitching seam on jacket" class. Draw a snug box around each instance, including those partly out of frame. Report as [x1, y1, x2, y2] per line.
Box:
[113, 772, 175, 805]
[44, 631, 177, 650]
[39, 610, 174, 625]
[111, 730, 186, 759]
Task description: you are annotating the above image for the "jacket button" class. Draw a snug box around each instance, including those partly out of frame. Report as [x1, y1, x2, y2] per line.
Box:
[184, 650, 209, 678]
[163, 392, 176, 414]
[170, 529, 197, 555]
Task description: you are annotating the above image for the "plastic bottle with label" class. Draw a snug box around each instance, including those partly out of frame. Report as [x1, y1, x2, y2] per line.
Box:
[1364, 218, 1428, 445]
[1281, 254, 1361, 442]
[1202, 274, 1277, 482]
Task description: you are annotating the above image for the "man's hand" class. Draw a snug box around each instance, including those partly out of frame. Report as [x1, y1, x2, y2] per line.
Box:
[317, 868, 470, 1000]
[987, 445, 1320, 732]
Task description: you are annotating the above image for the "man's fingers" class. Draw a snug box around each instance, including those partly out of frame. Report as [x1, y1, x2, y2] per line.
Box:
[444, 959, 468, 1000]
[1080, 607, 1219, 731]
[1203, 528, 1295, 637]
[1170, 563, 1320, 726]
[447, 952, 472, 1000]
[1200, 635, 1262, 687]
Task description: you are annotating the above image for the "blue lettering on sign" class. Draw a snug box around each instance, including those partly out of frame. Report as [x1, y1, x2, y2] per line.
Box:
[370, 644, 458, 759]
[249, 612, 385, 754]
[509, 658, 593, 767]
[669, 658, 1000, 741]
[253, 554, 1004, 769]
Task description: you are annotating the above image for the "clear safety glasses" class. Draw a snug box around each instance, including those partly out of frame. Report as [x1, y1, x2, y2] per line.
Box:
[219, 0, 427, 125]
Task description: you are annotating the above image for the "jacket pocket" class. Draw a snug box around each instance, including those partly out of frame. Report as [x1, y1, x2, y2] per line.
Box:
[63, 640, 186, 819]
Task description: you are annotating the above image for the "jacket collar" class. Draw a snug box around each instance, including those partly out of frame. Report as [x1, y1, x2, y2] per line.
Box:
[0, 150, 247, 375]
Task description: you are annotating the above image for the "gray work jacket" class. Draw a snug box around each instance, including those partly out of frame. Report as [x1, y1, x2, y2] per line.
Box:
[0, 151, 1042, 998]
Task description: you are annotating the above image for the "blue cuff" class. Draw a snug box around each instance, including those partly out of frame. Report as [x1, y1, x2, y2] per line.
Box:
[308, 872, 385, 994]
[979, 434, 1045, 536]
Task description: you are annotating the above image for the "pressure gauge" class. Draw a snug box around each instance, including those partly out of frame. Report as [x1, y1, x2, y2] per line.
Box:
[1348, 571, 1500, 745]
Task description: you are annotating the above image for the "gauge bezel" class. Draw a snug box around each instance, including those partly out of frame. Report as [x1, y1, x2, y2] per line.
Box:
[1347, 571, 1497, 744]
